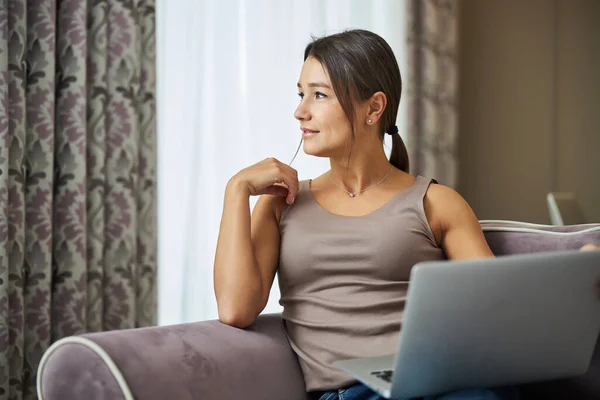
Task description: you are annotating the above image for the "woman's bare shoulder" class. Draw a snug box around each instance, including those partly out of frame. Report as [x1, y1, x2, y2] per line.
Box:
[423, 182, 473, 244]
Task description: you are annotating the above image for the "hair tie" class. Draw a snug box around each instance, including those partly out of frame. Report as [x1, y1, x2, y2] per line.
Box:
[387, 125, 399, 135]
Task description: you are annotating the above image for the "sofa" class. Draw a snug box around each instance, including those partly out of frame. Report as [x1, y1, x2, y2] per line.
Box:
[37, 221, 600, 400]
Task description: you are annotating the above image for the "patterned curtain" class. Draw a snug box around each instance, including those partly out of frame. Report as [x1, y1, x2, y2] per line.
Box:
[0, 1, 157, 399]
[405, 0, 459, 188]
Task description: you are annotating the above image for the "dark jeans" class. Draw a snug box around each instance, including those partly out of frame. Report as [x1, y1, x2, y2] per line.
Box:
[310, 382, 520, 400]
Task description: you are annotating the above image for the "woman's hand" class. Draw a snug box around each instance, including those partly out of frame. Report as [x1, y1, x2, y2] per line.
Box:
[580, 244, 600, 298]
[229, 158, 299, 205]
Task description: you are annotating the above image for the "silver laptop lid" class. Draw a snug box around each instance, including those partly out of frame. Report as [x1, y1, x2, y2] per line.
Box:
[390, 250, 600, 399]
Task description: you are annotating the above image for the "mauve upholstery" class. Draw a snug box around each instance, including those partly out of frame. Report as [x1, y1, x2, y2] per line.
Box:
[39, 343, 128, 400]
[38, 222, 600, 400]
[38, 314, 308, 400]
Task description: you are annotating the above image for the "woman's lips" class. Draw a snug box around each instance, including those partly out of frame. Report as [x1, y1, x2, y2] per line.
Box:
[301, 128, 320, 138]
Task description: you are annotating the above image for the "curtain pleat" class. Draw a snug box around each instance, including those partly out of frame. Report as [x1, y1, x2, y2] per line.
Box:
[406, 0, 459, 187]
[0, 0, 157, 397]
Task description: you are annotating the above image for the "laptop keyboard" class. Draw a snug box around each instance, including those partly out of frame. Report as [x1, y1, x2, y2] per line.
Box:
[370, 369, 393, 382]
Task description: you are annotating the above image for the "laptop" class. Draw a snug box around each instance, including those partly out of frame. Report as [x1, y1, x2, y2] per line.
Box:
[333, 250, 600, 399]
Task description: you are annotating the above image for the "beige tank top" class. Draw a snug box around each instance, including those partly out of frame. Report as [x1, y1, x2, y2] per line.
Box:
[278, 175, 445, 391]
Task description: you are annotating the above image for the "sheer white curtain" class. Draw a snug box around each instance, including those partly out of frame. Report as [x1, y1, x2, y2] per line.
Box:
[156, 0, 408, 325]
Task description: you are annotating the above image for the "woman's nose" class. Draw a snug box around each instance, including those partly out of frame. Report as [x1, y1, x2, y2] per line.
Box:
[294, 101, 310, 121]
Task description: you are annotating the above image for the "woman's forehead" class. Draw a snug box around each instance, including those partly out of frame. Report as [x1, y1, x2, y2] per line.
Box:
[298, 57, 331, 86]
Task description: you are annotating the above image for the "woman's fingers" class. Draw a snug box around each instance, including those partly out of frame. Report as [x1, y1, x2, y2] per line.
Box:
[269, 160, 298, 204]
[236, 157, 299, 200]
[281, 168, 299, 205]
[262, 184, 290, 197]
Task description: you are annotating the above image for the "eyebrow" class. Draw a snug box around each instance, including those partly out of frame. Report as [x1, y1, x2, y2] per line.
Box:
[297, 82, 332, 89]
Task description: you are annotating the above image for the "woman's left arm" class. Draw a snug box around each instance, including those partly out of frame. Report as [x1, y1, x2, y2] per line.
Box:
[424, 184, 493, 260]
[425, 184, 600, 297]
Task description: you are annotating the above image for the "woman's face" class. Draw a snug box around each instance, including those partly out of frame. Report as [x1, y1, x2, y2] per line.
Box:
[294, 57, 354, 158]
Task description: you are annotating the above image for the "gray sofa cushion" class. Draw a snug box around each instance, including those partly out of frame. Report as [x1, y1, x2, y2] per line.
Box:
[481, 220, 600, 255]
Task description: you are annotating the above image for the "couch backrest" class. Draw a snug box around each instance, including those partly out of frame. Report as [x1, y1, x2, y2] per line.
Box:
[480, 220, 600, 256]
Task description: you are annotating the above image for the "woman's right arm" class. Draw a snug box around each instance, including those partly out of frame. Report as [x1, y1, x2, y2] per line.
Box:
[213, 158, 298, 328]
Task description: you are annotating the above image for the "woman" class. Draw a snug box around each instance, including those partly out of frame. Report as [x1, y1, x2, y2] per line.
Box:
[213, 29, 598, 400]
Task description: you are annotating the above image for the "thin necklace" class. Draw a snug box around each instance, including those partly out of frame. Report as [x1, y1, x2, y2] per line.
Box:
[328, 165, 394, 198]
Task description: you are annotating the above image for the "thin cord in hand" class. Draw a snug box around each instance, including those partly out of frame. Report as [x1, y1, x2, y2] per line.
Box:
[288, 138, 303, 166]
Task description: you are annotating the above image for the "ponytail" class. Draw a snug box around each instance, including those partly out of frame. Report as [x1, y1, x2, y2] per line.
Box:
[389, 132, 409, 173]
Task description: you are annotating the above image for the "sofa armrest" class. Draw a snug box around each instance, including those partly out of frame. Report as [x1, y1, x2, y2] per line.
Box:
[38, 314, 308, 400]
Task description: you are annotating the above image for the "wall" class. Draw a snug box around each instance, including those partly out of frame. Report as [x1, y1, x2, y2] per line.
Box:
[457, 0, 600, 223]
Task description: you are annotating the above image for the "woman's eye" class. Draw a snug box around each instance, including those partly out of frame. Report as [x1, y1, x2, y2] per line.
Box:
[297, 91, 326, 101]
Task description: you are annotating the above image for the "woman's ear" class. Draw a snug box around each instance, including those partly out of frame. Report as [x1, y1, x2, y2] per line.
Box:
[365, 91, 387, 126]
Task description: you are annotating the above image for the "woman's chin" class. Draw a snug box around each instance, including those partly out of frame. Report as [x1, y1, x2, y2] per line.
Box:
[302, 142, 330, 158]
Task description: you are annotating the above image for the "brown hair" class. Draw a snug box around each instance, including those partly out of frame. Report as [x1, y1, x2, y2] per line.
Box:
[303, 29, 409, 172]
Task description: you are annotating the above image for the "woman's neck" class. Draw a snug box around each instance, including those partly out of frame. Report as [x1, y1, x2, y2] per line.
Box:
[328, 146, 393, 193]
